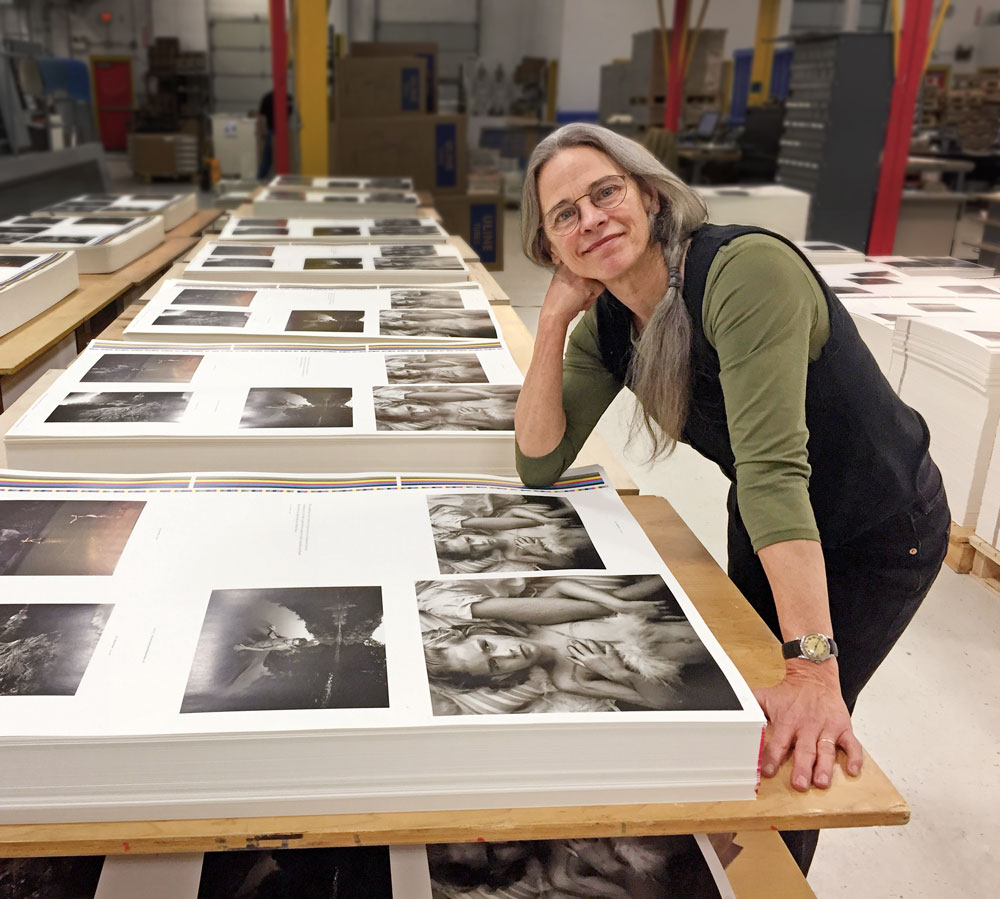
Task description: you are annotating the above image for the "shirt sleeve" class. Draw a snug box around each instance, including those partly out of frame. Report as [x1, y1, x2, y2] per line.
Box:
[515, 308, 624, 487]
[702, 233, 830, 552]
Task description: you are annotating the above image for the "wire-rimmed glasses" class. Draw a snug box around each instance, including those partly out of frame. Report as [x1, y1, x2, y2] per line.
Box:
[542, 174, 629, 236]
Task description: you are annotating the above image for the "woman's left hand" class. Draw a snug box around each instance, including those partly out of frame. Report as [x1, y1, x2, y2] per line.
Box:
[752, 659, 864, 791]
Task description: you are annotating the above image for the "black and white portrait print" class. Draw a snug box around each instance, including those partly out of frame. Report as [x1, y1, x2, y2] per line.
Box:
[284, 310, 365, 332]
[302, 257, 364, 270]
[373, 384, 517, 431]
[425, 493, 604, 575]
[417, 574, 741, 716]
[384, 352, 488, 384]
[201, 257, 274, 268]
[379, 310, 496, 339]
[181, 585, 388, 713]
[389, 289, 465, 309]
[153, 309, 250, 328]
[172, 287, 258, 307]
[373, 255, 463, 271]
[210, 245, 275, 257]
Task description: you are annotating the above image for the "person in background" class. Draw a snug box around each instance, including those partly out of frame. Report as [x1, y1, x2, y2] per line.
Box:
[257, 90, 293, 181]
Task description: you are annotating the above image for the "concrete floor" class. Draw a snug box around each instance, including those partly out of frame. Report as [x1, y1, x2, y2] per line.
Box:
[493, 209, 999, 898]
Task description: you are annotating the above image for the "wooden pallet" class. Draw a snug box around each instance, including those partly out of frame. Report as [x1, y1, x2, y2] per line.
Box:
[945, 522, 976, 574]
[968, 534, 1000, 596]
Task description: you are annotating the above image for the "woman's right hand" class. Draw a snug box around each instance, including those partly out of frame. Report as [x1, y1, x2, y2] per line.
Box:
[567, 639, 630, 680]
[540, 265, 605, 329]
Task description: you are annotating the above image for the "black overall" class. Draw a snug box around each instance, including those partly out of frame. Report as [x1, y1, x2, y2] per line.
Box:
[596, 224, 950, 873]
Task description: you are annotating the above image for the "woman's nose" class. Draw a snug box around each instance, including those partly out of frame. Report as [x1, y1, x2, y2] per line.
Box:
[577, 198, 607, 230]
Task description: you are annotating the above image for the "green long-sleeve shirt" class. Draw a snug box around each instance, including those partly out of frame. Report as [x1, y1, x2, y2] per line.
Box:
[515, 233, 831, 553]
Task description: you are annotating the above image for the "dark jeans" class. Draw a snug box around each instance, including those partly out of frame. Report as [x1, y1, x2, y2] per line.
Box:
[726, 462, 950, 874]
[258, 130, 274, 181]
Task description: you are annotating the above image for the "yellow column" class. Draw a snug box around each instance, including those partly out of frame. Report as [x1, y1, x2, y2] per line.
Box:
[293, 0, 329, 174]
[748, 0, 780, 107]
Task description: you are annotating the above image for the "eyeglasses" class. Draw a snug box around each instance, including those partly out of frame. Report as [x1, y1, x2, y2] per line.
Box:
[542, 174, 629, 236]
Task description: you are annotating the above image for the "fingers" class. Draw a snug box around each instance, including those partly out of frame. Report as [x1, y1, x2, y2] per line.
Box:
[839, 727, 864, 777]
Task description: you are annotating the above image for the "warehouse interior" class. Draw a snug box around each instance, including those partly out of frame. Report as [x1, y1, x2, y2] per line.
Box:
[0, 0, 998, 897]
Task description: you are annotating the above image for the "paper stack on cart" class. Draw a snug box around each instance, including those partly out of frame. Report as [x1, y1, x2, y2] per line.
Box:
[254, 188, 421, 219]
[0, 834, 738, 898]
[0, 466, 764, 825]
[124, 281, 500, 343]
[0, 251, 78, 338]
[4, 339, 524, 474]
[888, 314, 1000, 527]
[37, 193, 197, 231]
[183, 242, 469, 284]
[269, 174, 415, 192]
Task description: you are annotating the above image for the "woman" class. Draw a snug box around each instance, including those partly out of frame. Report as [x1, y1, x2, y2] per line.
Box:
[513, 123, 949, 872]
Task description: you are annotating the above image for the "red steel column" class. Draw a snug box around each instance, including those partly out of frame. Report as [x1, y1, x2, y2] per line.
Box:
[867, 0, 934, 254]
[269, 0, 290, 175]
[663, 0, 690, 132]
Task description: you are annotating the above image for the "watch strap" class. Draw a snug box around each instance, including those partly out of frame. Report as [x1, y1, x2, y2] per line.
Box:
[781, 634, 839, 661]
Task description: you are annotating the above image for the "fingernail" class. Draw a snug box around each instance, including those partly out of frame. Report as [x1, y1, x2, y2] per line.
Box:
[849, 765, 861, 776]
[816, 775, 830, 788]
[794, 776, 807, 790]
[762, 764, 775, 777]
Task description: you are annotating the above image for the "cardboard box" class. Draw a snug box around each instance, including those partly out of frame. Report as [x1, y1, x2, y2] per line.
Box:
[335, 56, 427, 119]
[631, 28, 726, 99]
[211, 113, 259, 179]
[331, 114, 467, 193]
[351, 41, 438, 112]
[128, 133, 198, 177]
[432, 191, 504, 270]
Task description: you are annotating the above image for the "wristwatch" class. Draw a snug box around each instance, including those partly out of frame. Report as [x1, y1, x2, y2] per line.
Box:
[781, 633, 838, 663]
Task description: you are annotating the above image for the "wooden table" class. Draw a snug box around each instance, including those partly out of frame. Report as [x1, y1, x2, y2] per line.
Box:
[0, 210, 222, 412]
[0, 493, 904, 898]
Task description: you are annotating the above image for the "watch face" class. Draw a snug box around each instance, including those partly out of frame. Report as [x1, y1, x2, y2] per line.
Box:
[801, 633, 830, 659]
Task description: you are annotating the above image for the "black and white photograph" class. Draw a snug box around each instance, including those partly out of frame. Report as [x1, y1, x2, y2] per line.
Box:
[172, 287, 258, 307]
[370, 224, 441, 236]
[0, 228, 48, 240]
[417, 574, 740, 715]
[302, 257, 364, 270]
[21, 235, 95, 245]
[830, 285, 871, 295]
[908, 303, 972, 313]
[284, 309, 365, 332]
[74, 216, 133, 226]
[384, 353, 489, 384]
[373, 384, 518, 431]
[322, 194, 359, 203]
[239, 387, 354, 429]
[427, 834, 734, 899]
[271, 190, 318, 200]
[153, 309, 251, 328]
[233, 227, 289, 236]
[197, 846, 393, 899]
[425, 492, 604, 575]
[373, 255, 464, 271]
[236, 218, 288, 227]
[0, 603, 113, 696]
[379, 310, 497, 339]
[846, 276, 899, 285]
[389, 289, 465, 309]
[0, 499, 144, 576]
[81, 353, 203, 383]
[322, 180, 361, 188]
[378, 244, 437, 257]
[312, 226, 362, 237]
[368, 192, 413, 203]
[210, 244, 275, 257]
[181, 585, 388, 714]
[942, 283, 1000, 295]
[0, 855, 106, 899]
[10, 217, 59, 226]
[0, 254, 40, 267]
[273, 175, 312, 185]
[201, 257, 275, 268]
[368, 177, 410, 189]
[970, 331, 1000, 341]
[45, 391, 192, 423]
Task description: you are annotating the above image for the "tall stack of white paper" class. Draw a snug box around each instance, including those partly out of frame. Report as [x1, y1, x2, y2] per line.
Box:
[254, 189, 422, 219]
[1, 834, 738, 898]
[37, 193, 197, 231]
[218, 216, 448, 244]
[888, 314, 1000, 527]
[697, 185, 810, 240]
[0, 215, 165, 273]
[0, 251, 79, 337]
[5, 340, 525, 474]
[124, 281, 500, 343]
[0, 467, 764, 824]
[183, 242, 469, 284]
[796, 240, 866, 266]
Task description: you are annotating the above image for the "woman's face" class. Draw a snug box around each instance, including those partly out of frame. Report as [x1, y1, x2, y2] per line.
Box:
[537, 145, 657, 282]
[443, 634, 541, 678]
[438, 533, 497, 557]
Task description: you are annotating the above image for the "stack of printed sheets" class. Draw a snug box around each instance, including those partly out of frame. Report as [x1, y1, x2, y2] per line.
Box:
[217, 215, 448, 244]
[37, 193, 197, 230]
[0, 466, 764, 824]
[253, 189, 422, 219]
[0, 251, 78, 337]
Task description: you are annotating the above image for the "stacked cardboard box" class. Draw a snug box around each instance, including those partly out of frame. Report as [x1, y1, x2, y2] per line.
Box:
[944, 71, 1000, 152]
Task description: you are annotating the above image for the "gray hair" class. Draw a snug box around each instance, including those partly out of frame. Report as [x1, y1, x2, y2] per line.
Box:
[520, 123, 708, 458]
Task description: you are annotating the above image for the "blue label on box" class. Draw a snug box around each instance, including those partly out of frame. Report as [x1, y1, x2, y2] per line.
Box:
[401, 67, 420, 111]
[434, 123, 458, 188]
[469, 202, 498, 265]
